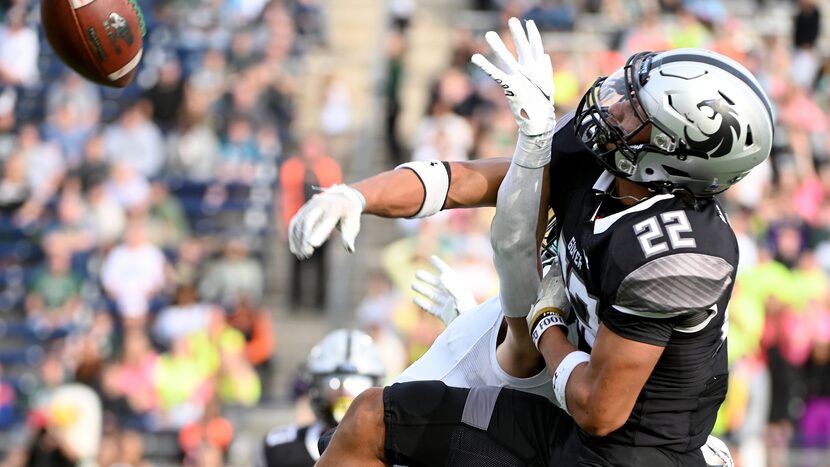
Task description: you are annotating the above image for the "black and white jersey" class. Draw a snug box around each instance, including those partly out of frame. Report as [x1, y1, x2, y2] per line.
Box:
[256, 422, 325, 467]
[547, 116, 733, 456]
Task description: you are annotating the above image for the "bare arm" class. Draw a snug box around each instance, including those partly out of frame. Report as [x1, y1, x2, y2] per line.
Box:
[288, 158, 511, 259]
[353, 158, 511, 218]
[538, 325, 664, 437]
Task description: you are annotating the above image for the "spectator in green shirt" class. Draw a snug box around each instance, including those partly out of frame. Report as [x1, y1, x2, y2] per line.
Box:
[25, 244, 83, 334]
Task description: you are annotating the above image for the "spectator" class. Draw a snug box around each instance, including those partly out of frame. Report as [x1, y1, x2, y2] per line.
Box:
[524, 0, 575, 31]
[43, 102, 95, 168]
[0, 6, 38, 85]
[226, 296, 275, 385]
[103, 102, 166, 178]
[219, 115, 262, 183]
[170, 238, 208, 288]
[74, 133, 110, 192]
[178, 398, 234, 462]
[0, 364, 17, 429]
[146, 180, 189, 248]
[105, 162, 152, 212]
[280, 133, 342, 309]
[166, 113, 221, 182]
[794, 0, 821, 49]
[199, 237, 264, 305]
[0, 152, 30, 215]
[84, 183, 127, 248]
[154, 337, 213, 430]
[383, 31, 407, 167]
[45, 72, 101, 131]
[800, 310, 830, 447]
[114, 331, 159, 424]
[217, 344, 261, 406]
[100, 216, 168, 326]
[319, 73, 353, 160]
[25, 243, 83, 334]
[18, 124, 65, 204]
[153, 284, 215, 347]
[143, 57, 185, 133]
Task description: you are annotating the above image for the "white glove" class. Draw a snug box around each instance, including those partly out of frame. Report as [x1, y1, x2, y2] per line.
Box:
[471, 17, 555, 138]
[288, 184, 365, 260]
[411, 256, 478, 327]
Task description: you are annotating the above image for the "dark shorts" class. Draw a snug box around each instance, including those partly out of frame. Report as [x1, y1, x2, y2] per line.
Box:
[382, 381, 579, 467]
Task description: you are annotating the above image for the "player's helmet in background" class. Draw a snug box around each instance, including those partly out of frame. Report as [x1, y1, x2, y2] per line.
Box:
[575, 48, 774, 196]
[306, 329, 385, 427]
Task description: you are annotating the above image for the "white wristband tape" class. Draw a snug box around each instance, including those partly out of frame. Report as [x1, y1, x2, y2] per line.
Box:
[552, 350, 590, 416]
[530, 311, 567, 350]
[396, 160, 451, 218]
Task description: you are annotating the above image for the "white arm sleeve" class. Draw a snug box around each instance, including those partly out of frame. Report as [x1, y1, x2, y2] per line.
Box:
[490, 132, 550, 318]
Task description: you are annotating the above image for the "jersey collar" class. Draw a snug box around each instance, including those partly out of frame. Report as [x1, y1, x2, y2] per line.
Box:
[591, 170, 674, 234]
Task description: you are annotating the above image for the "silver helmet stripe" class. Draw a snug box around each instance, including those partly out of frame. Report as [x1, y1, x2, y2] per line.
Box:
[653, 53, 773, 123]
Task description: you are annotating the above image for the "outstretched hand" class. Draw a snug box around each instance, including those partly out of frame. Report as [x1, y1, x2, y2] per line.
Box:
[411, 255, 478, 327]
[471, 17, 556, 138]
[288, 184, 365, 259]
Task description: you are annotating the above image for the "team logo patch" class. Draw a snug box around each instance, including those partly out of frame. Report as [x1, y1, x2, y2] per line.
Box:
[103, 12, 134, 54]
[684, 97, 741, 158]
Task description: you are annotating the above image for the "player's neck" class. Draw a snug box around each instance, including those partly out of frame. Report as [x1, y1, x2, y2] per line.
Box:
[614, 178, 653, 206]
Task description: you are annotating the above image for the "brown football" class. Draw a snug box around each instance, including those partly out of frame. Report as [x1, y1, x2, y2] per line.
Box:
[40, 0, 145, 88]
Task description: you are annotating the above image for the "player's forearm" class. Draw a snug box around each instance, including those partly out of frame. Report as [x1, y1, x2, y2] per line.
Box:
[538, 330, 625, 437]
[491, 140, 550, 317]
[352, 158, 511, 218]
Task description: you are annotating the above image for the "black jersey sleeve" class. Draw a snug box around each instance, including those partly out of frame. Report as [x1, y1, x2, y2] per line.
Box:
[601, 244, 734, 346]
[601, 308, 678, 347]
[613, 253, 735, 317]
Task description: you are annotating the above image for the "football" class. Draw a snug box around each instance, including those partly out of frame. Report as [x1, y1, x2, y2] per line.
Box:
[40, 0, 146, 88]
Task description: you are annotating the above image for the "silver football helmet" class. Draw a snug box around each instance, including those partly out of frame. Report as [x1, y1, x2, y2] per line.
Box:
[306, 329, 385, 426]
[575, 48, 773, 196]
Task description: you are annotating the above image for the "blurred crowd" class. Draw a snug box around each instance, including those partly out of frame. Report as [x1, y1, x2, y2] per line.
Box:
[0, 0, 337, 464]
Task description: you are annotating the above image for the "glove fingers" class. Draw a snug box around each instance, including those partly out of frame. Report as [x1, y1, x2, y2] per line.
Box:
[542, 54, 555, 100]
[339, 212, 361, 253]
[508, 17, 532, 67]
[295, 207, 324, 258]
[471, 53, 507, 85]
[526, 20, 545, 62]
[413, 296, 439, 317]
[307, 215, 339, 249]
[415, 269, 440, 287]
[288, 211, 305, 257]
[428, 255, 454, 276]
[411, 281, 437, 301]
[484, 30, 520, 74]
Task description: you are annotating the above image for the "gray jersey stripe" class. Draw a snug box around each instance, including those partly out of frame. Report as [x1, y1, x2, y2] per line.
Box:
[615, 253, 734, 315]
[461, 386, 501, 430]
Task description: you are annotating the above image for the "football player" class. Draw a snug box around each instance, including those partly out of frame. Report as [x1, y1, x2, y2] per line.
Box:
[293, 18, 770, 466]
[255, 329, 384, 467]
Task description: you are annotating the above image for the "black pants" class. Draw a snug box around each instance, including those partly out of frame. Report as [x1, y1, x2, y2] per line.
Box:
[381, 381, 708, 467]
[383, 381, 579, 467]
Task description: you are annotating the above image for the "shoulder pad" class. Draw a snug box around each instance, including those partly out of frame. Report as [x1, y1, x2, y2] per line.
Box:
[265, 424, 299, 446]
[613, 253, 734, 317]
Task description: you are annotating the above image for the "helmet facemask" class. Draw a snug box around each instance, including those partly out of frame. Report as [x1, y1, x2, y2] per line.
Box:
[576, 52, 679, 193]
[308, 372, 381, 426]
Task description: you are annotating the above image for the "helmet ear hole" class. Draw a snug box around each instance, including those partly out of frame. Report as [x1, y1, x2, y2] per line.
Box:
[645, 168, 654, 175]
